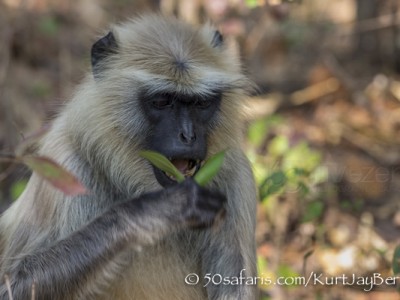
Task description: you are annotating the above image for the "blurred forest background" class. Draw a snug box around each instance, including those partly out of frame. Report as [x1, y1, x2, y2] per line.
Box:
[1, 0, 400, 299]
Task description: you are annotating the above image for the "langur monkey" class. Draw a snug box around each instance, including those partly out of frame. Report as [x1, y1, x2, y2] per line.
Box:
[0, 15, 258, 300]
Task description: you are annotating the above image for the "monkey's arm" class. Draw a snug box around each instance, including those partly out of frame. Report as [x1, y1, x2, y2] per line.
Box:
[0, 180, 224, 300]
[202, 153, 258, 300]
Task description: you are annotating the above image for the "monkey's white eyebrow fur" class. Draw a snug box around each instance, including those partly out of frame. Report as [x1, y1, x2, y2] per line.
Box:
[117, 68, 249, 96]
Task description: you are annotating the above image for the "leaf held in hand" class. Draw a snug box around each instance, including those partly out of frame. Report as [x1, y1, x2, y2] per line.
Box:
[21, 156, 87, 196]
[194, 150, 225, 186]
[139, 150, 185, 183]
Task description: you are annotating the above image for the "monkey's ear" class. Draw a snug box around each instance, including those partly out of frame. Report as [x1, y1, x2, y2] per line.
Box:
[91, 31, 118, 79]
[211, 30, 223, 48]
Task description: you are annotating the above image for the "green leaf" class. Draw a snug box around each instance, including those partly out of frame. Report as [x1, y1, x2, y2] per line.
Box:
[293, 167, 308, 176]
[139, 150, 185, 182]
[277, 264, 300, 287]
[259, 171, 287, 200]
[257, 256, 268, 274]
[21, 156, 87, 196]
[283, 142, 321, 172]
[297, 181, 310, 197]
[302, 201, 324, 222]
[392, 245, 400, 275]
[194, 151, 226, 186]
[247, 118, 268, 147]
[268, 135, 289, 157]
[245, 0, 259, 8]
[10, 179, 28, 201]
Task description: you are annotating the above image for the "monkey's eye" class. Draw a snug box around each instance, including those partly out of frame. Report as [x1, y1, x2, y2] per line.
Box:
[152, 98, 173, 109]
[196, 100, 212, 109]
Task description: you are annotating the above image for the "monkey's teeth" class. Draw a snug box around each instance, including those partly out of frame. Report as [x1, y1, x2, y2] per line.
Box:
[185, 166, 196, 177]
[165, 172, 177, 181]
[166, 159, 203, 180]
[184, 160, 202, 178]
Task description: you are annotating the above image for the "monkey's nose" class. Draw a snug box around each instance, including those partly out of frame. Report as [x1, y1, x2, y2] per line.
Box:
[179, 132, 196, 145]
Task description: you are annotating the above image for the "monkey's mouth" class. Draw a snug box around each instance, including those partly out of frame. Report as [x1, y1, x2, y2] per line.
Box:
[166, 158, 202, 180]
[154, 158, 202, 187]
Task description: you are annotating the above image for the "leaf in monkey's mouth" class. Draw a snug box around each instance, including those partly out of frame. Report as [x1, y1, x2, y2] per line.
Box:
[167, 158, 202, 180]
[139, 150, 225, 186]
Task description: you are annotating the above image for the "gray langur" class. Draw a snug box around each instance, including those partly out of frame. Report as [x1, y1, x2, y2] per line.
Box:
[0, 14, 258, 300]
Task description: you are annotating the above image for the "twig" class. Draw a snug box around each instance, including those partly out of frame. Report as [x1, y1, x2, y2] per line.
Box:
[335, 12, 400, 35]
[302, 249, 314, 276]
[323, 54, 369, 105]
[290, 78, 340, 105]
[341, 124, 400, 165]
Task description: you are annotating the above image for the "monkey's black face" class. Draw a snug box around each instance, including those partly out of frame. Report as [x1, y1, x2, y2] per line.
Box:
[141, 91, 222, 187]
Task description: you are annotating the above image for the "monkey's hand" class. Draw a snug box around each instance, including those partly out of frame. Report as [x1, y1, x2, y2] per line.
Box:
[175, 178, 226, 229]
[114, 178, 226, 245]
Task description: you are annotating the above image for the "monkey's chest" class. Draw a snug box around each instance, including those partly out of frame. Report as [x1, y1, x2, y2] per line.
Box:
[107, 236, 207, 300]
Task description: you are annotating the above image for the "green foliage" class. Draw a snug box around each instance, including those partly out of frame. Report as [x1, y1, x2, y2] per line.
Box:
[246, 114, 327, 214]
[259, 170, 287, 200]
[340, 198, 363, 212]
[2, 127, 87, 196]
[244, 0, 259, 9]
[139, 150, 226, 186]
[248, 115, 284, 148]
[10, 179, 28, 201]
[247, 118, 269, 148]
[22, 156, 87, 196]
[139, 150, 185, 183]
[268, 135, 289, 157]
[194, 151, 225, 186]
[277, 264, 300, 287]
[257, 256, 268, 274]
[302, 201, 324, 222]
[282, 142, 321, 173]
[248, 114, 329, 295]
